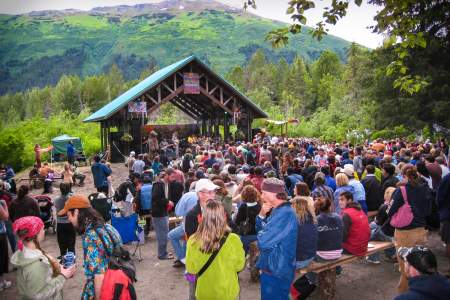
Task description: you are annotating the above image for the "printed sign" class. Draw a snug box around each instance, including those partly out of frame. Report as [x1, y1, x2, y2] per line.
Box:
[183, 73, 200, 94]
[128, 101, 147, 113]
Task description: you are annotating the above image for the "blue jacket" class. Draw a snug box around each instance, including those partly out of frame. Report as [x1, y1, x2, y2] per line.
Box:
[394, 274, 450, 300]
[67, 143, 75, 157]
[286, 174, 304, 197]
[325, 175, 337, 191]
[256, 202, 298, 282]
[91, 162, 111, 188]
[333, 185, 354, 214]
[140, 183, 152, 211]
[296, 214, 318, 262]
[437, 174, 450, 222]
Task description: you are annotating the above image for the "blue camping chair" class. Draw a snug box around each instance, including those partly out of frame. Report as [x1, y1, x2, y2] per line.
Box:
[111, 213, 143, 261]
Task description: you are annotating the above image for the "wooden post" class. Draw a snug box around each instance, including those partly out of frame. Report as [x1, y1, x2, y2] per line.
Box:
[247, 111, 253, 142]
[317, 269, 336, 300]
[224, 113, 230, 142]
[100, 122, 104, 152]
[214, 115, 219, 138]
[202, 119, 207, 136]
[207, 119, 212, 137]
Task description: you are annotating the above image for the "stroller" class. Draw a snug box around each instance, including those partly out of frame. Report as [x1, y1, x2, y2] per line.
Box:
[35, 195, 56, 233]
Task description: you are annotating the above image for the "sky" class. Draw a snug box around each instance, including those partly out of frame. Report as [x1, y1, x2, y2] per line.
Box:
[0, 0, 384, 48]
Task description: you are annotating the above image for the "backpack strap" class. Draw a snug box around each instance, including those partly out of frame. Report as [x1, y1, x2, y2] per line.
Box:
[197, 232, 229, 278]
[400, 186, 408, 204]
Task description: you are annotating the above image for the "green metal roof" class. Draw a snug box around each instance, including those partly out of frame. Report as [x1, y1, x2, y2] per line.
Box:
[84, 55, 267, 122]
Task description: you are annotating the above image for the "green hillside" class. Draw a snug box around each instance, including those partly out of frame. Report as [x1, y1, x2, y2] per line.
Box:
[0, 0, 351, 95]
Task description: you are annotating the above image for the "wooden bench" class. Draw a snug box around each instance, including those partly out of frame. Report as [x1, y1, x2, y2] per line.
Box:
[169, 216, 183, 225]
[297, 241, 395, 299]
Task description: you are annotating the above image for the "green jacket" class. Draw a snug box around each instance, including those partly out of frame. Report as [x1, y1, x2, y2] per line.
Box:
[10, 249, 66, 300]
[186, 233, 245, 300]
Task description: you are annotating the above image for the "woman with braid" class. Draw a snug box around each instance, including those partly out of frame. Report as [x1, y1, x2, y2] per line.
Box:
[11, 216, 76, 299]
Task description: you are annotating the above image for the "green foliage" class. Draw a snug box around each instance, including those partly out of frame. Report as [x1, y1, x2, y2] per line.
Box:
[249, 0, 450, 95]
[0, 111, 100, 170]
[0, 7, 350, 95]
[0, 129, 25, 170]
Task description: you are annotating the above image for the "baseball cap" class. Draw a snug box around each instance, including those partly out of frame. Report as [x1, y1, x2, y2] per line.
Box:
[397, 246, 437, 275]
[342, 164, 355, 177]
[57, 194, 91, 216]
[314, 172, 325, 181]
[195, 179, 219, 193]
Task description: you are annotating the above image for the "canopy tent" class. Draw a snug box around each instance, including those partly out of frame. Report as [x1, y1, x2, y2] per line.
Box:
[51, 134, 83, 156]
[265, 119, 299, 136]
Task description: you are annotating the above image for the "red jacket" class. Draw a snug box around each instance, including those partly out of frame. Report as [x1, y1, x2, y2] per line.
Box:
[342, 207, 370, 256]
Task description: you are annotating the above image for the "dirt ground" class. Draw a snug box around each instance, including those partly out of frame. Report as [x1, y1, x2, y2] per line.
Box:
[2, 163, 450, 300]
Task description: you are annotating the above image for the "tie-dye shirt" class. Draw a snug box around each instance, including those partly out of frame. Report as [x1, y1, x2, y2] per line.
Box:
[81, 223, 122, 300]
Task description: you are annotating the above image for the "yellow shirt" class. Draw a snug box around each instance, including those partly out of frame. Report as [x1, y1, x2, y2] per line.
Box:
[186, 233, 245, 300]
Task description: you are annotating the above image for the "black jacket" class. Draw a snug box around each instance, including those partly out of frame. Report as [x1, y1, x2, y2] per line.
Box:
[151, 181, 168, 218]
[361, 175, 384, 211]
[382, 175, 399, 192]
[394, 274, 450, 300]
[168, 181, 184, 206]
[185, 202, 202, 238]
[388, 182, 432, 230]
[234, 202, 261, 236]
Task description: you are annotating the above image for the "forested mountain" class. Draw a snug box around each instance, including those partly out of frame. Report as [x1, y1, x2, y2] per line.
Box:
[0, 0, 350, 95]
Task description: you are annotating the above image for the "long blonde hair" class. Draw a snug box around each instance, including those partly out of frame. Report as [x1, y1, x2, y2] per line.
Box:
[292, 196, 317, 224]
[192, 200, 230, 253]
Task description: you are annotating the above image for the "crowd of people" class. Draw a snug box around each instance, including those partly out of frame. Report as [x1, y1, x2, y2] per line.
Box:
[1, 134, 450, 299]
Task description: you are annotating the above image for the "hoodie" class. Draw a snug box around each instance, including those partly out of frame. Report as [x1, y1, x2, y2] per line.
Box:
[11, 248, 66, 300]
[394, 274, 450, 300]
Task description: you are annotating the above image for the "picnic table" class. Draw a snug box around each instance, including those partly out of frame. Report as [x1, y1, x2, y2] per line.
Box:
[298, 241, 395, 299]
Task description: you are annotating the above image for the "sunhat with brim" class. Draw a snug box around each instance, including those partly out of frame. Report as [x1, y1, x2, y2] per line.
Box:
[58, 194, 91, 216]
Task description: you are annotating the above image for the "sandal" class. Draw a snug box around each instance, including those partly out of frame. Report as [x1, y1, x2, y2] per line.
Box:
[159, 253, 174, 260]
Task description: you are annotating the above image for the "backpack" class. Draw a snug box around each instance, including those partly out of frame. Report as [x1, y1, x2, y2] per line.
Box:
[114, 182, 131, 202]
[390, 186, 414, 228]
[89, 193, 112, 222]
[237, 204, 253, 236]
[181, 155, 192, 173]
[97, 226, 137, 300]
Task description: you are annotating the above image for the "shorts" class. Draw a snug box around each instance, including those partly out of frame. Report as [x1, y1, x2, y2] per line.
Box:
[441, 220, 450, 244]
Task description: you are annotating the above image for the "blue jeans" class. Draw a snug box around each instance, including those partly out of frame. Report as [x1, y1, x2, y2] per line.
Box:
[240, 234, 257, 254]
[152, 216, 169, 258]
[168, 224, 186, 260]
[5, 220, 16, 252]
[260, 272, 291, 300]
[368, 222, 395, 261]
[295, 257, 314, 270]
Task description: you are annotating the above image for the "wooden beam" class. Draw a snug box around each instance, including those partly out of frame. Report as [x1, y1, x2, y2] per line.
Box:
[209, 85, 219, 95]
[199, 87, 233, 114]
[162, 82, 174, 93]
[157, 85, 161, 102]
[181, 96, 212, 117]
[171, 99, 199, 120]
[144, 93, 159, 105]
[147, 86, 184, 114]
[224, 96, 233, 106]
[220, 87, 223, 103]
[176, 96, 209, 118]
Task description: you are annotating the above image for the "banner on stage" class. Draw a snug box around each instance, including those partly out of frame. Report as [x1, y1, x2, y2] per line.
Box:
[128, 101, 147, 113]
[183, 73, 200, 94]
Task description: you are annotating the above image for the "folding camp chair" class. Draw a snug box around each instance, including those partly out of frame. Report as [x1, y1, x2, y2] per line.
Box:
[111, 213, 144, 261]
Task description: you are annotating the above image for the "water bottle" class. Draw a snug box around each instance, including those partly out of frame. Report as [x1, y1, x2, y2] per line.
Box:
[63, 251, 75, 268]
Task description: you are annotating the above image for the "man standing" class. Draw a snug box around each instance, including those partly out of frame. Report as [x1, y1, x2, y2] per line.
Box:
[184, 179, 219, 238]
[256, 178, 298, 300]
[90, 155, 111, 194]
[132, 154, 145, 176]
[67, 141, 75, 165]
[151, 171, 172, 260]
